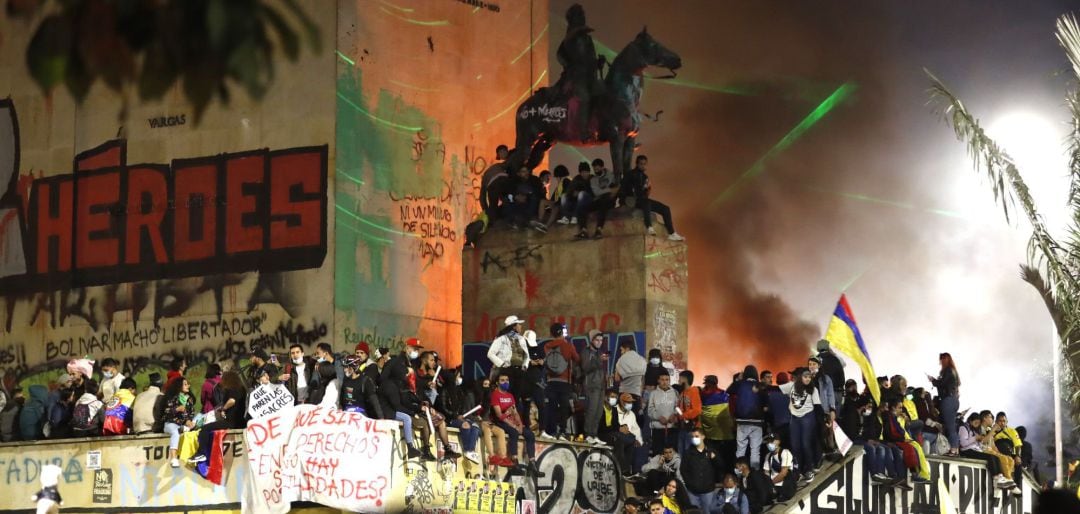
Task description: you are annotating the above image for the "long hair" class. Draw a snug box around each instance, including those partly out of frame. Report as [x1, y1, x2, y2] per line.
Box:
[163, 376, 186, 401]
[220, 371, 245, 394]
[939, 352, 961, 386]
[792, 368, 814, 396]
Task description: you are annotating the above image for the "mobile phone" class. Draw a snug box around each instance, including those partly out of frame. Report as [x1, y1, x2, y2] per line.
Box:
[270, 354, 278, 364]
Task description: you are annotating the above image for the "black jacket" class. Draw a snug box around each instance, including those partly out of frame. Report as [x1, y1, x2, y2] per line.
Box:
[363, 364, 392, 420]
[742, 468, 773, 514]
[817, 350, 845, 393]
[284, 357, 316, 404]
[680, 446, 724, 494]
[380, 355, 417, 416]
[621, 167, 650, 198]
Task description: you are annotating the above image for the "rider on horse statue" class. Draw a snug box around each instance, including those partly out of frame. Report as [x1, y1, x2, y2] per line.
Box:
[554, 4, 604, 142]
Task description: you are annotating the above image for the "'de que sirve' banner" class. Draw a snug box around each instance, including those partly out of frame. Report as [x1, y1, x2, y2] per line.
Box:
[242, 405, 398, 514]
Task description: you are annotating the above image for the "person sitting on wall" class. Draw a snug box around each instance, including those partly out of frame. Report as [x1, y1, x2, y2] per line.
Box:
[479, 144, 511, 219]
[98, 358, 126, 402]
[435, 367, 482, 465]
[380, 343, 436, 461]
[189, 371, 247, 464]
[132, 373, 165, 435]
[490, 371, 539, 473]
[734, 456, 773, 514]
[621, 155, 685, 241]
[576, 158, 619, 240]
[558, 161, 593, 226]
[166, 355, 187, 389]
[494, 166, 548, 233]
[540, 165, 571, 226]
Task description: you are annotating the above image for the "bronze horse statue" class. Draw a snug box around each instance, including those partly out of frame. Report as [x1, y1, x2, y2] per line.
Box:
[509, 28, 682, 178]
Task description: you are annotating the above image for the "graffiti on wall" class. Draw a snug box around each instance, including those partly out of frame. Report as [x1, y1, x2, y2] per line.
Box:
[0, 99, 331, 393]
[785, 452, 1038, 514]
[499, 442, 624, 514]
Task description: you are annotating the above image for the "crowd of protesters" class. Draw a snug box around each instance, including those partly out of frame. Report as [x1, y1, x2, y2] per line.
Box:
[0, 320, 1037, 513]
[470, 145, 685, 243]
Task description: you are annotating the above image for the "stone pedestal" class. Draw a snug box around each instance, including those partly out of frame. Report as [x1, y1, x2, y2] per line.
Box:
[461, 208, 688, 378]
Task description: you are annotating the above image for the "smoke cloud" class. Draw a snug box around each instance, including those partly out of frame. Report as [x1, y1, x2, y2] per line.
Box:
[550, 0, 1076, 456]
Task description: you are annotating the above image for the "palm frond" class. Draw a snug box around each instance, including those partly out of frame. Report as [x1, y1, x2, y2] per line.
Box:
[1057, 14, 1080, 84]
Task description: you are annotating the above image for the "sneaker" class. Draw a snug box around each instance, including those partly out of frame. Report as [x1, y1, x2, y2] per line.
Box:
[913, 475, 931, 484]
[627, 473, 646, 483]
[408, 446, 423, 459]
[896, 480, 913, 491]
[575, 231, 589, 240]
[668, 232, 685, 241]
[422, 449, 437, 461]
[585, 436, 600, 445]
[802, 471, 815, 482]
[539, 431, 556, 440]
[570, 217, 577, 224]
[574, 434, 586, 443]
[188, 455, 207, 464]
[444, 449, 462, 460]
[529, 220, 548, 233]
[527, 460, 545, 477]
[170, 458, 180, 468]
[646, 226, 656, 236]
[465, 451, 481, 464]
[593, 229, 603, 239]
[556, 217, 570, 225]
[870, 473, 889, 484]
[488, 455, 504, 466]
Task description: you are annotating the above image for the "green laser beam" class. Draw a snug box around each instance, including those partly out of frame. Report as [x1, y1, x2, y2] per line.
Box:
[839, 268, 867, 292]
[388, 79, 441, 93]
[336, 168, 365, 186]
[709, 82, 856, 209]
[336, 50, 355, 66]
[799, 184, 969, 220]
[511, 23, 549, 65]
[337, 219, 394, 245]
[335, 204, 418, 237]
[378, 6, 450, 26]
[378, 0, 414, 13]
[645, 76, 758, 96]
[485, 69, 548, 124]
[337, 92, 422, 133]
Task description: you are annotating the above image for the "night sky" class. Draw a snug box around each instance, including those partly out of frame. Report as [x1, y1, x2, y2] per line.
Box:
[550, 0, 1078, 455]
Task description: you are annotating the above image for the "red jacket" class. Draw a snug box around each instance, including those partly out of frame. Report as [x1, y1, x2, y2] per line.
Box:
[544, 338, 580, 383]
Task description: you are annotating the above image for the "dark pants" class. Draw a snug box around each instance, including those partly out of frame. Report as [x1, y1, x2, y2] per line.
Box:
[603, 431, 637, 475]
[561, 191, 589, 220]
[635, 469, 676, 496]
[637, 196, 675, 233]
[940, 396, 959, 449]
[501, 196, 539, 227]
[197, 420, 230, 459]
[545, 382, 574, 436]
[960, 449, 1002, 476]
[651, 427, 679, 456]
[790, 414, 817, 473]
[578, 194, 616, 231]
[498, 420, 535, 460]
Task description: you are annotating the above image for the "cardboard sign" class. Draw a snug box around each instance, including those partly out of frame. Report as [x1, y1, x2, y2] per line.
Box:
[247, 384, 295, 420]
[243, 404, 397, 514]
[833, 424, 853, 456]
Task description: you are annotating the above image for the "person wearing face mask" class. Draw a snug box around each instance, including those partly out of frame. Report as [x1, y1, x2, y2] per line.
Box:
[615, 392, 644, 475]
[647, 373, 680, 457]
[715, 473, 749, 514]
[314, 342, 346, 387]
[679, 427, 723, 512]
[597, 389, 631, 473]
[436, 367, 482, 465]
[282, 344, 315, 405]
[98, 358, 125, 401]
[677, 371, 702, 454]
[487, 316, 530, 396]
[733, 457, 772, 514]
[641, 348, 666, 448]
[763, 433, 795, 502]
[837, 379, 862, 443]
[489, 372, 539, 473]
[580, 329, 609, 443]
[201, 364, 223, 413]
[380, 343, 430, 460]
[853, 399, 903, 486]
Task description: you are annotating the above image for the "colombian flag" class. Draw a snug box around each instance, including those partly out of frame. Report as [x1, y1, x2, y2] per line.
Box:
[824, 295, 880, 404]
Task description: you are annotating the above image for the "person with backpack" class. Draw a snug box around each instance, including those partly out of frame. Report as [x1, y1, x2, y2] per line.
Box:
[728, 365, 767, 470]
[542, 323, 579, 440]
[162, 378, 196, 468]
[46, 388, 74, 440]
[72, 379, 105, 438]
[341, 355, 379, 416]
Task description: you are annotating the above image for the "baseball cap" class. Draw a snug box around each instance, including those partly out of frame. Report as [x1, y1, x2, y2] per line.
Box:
[704, 374, 719, 385]
[406, 338, 423, 348]
[619, 393, 635, 403]
[252, 347, 270, 361]
[504, 315, 525, 326]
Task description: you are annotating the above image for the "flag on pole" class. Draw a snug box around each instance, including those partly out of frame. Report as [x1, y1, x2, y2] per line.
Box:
[823, 294, 881, 404]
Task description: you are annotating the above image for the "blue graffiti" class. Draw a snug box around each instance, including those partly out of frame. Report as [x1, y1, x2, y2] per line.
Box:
[1, 455, 83, 485]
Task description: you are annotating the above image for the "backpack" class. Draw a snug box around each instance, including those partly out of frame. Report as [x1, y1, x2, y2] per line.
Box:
[72, 401, 102, 433]
[545, 346, 569, 376]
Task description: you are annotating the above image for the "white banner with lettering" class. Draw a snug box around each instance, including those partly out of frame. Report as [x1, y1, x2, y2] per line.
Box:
[247, 384, 295, 419]
[242, 405, 398, 514]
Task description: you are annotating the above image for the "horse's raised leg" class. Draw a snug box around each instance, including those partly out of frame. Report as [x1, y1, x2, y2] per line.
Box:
[622, 135, 636, 177]
[609, 133, 626, 178]
[526, 135, 554, 171]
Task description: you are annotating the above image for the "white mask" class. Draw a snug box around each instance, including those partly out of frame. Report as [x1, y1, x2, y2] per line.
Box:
[725, 487, 737, 496]
[292, 358, 303, 365]
[691, 437, 702, 447]
[862, 410, 872, 417]
[455, 377, 463, 386]
[623, 403, 634, 411]
[317, 357, 326, 363]
[734, 468, 743, 477]
[608, 398, 618, 406]
[767, 443, 777, 452]
[650, 358, 661, 365]
[906, 394, 913, 401]
[408, 350, 420, 360]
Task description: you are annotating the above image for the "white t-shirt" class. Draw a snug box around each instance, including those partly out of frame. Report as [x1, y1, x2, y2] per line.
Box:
[766, 449, 793, 480]
[779, 382, 820, 418]
[320, 379, 339, 408]
[294, 362, 309, 402]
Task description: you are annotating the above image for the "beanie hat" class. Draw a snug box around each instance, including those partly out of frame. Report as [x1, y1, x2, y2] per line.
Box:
[355, 342, 371, 355]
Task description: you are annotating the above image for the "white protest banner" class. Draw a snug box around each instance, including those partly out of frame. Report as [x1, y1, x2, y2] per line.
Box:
[832, 423, 853, 456]
[243, 404, 398, 514]
[247, 384, 295, 420]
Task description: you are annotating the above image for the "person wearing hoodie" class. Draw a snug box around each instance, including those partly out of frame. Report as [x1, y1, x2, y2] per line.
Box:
[716, 473, 750, 514]
[647, 373, 680, 456]
[639, 445, 683, 496]
[19, 384, 48, 440]
[580, 329, 609, 443]
[381, 347, 431, 460]
[814, 340, 845, 407]
[677, 371, 702, 454]
[614, 340, 646, 404]
[436, 368, 482, 465]
[132, 373, 165, 434]
[0, 387, 23, 441]
[543, 324, 579, 440]
[102, 378, 137, 435]
[642, 348, 666, 447]
[46, 388, 74, 439]
[765, 372, 792, 450]
[728, 365, 767, 470]
[72, 379, 105, 438]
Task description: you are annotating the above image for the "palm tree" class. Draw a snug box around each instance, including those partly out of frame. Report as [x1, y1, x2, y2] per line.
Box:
[928, 14, 1080, 417]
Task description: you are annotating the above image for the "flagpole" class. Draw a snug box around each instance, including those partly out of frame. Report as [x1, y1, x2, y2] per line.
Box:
[1053, 323, 1063, 486]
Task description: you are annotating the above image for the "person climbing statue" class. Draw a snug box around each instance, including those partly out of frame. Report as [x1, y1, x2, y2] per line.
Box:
[555, 4, 604, 142]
